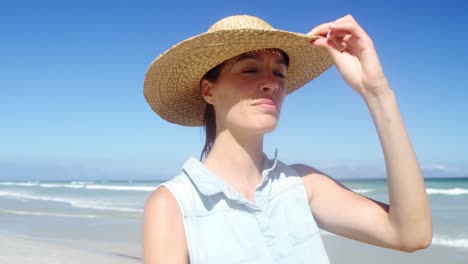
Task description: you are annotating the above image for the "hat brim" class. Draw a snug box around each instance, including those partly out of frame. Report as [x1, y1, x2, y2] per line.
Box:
[144, 28, 333, 126]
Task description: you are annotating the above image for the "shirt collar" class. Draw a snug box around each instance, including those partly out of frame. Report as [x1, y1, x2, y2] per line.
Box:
[182, 149, 279, 200]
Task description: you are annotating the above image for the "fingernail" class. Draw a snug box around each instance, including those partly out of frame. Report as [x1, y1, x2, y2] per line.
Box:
[326, 30, 331, 38]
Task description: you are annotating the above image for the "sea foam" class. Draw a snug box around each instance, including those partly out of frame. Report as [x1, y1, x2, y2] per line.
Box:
[0, 181, 156, 192]
[0, 208, 97, 218]
[432, 235, 468, 249]
[85, 184, 155, 191]
[0, 190, 142, 213]
[426, 188, 468, 196]
[0, 182, 39, 187]
[352, 189, 373, 194]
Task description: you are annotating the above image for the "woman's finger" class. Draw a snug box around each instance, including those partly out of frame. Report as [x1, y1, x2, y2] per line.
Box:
[333, 14, 357, 24]
[326, 30, 351, 41]
[310, 31, 348, 51]
[309, 14, 357, 36]
[308, 22, 332, 37]
[329, 38, 347, 52]
[329, 21, 362, 36]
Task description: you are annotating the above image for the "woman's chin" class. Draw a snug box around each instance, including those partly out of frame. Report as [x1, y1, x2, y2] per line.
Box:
[226, 115, 280, 134]
[249, 118, 279, 134]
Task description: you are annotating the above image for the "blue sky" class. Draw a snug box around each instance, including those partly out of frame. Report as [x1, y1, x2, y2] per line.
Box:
[1, 0, 467, 180]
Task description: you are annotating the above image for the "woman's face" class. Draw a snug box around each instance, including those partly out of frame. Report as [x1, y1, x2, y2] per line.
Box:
[202, 49, 288, 135]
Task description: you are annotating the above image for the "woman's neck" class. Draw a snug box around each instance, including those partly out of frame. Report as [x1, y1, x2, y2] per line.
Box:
[203, 129, 264, 201]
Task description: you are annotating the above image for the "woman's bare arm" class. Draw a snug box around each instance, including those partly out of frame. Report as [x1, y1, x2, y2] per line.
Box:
[142, 186, 189, 263]
[299, 14, 432, 252]
[296, 91, 432, 252]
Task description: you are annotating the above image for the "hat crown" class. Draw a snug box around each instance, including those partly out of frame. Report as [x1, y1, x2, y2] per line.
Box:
[208, 15, 274, 32]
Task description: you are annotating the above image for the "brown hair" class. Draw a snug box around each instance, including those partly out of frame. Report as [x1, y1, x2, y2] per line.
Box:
[199, 50, 289, 160]
[200, 62, 224, 160]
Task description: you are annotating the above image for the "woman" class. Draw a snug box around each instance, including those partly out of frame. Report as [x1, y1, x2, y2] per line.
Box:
[142, 14, 432, 263]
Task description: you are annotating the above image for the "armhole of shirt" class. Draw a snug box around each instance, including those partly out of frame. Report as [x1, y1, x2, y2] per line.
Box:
[285, 163, 313, 206]
[157, 182, 192, 262]
[285, 163, 306, 188]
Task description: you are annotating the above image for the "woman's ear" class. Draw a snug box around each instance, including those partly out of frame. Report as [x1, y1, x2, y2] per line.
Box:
[201, 79, 215, 105]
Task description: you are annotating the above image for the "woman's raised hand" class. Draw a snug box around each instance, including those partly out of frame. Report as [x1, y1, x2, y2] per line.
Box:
[309, 15, 391, 100]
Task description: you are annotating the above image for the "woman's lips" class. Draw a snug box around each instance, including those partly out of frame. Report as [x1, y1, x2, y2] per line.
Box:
[253, 98, 278, 111]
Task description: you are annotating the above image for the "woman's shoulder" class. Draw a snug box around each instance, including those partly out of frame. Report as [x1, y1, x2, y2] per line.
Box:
[144, 184, 180, 219]
[149, 170, 207, 215]
[143, 170, 192, 215]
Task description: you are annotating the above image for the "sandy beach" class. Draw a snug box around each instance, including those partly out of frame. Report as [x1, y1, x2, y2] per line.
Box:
[1, 232, 467, 264]
[0, 232, 141, 264]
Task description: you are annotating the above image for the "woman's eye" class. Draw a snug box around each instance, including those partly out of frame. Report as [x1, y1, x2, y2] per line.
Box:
[274, 72, 286, 79]
[243, 69, 258, 74]
[242, 69, 285, 79]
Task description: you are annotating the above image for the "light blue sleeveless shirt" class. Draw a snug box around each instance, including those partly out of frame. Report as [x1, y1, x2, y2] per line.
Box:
[160, 152, 330, 263]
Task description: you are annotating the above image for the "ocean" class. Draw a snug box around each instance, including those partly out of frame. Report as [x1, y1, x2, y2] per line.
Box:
[0, 178, 467, 253]
[340, 178, 468, 250]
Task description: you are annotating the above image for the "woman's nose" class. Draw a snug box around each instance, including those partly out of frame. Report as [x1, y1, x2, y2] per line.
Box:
[260, 73, 280, 93]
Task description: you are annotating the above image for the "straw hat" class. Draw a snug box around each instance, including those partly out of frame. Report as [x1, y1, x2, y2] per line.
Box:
[144, 15, 333, 126]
